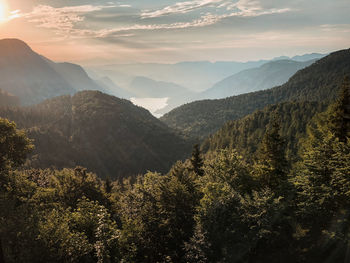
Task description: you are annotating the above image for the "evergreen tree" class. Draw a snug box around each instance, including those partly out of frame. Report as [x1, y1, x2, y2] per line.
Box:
[104, 177, 113, 194]
[190, 144, 204, 177]
[327, 76, 350, 142]
[293, 81, 350, 261]
[0, 118, 33, 263]
[254, 116, 288, 192]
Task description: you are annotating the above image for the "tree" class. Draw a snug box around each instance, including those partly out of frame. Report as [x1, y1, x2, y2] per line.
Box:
[104, 177, 113, 194]
[293, 81, 350, 261]
[191, 150, 294, 262]
[0, 118, 33, 173]
[0, 118, 33, 263]
[190, 144, 204, 177]
[254, 116, 288, 193]
[118, 163, 199, 262]
[327, 76, 350, 142]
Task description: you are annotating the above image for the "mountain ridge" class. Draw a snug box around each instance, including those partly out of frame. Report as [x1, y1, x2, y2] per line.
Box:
[0, 38, 131, 105]
[0, 90, 192, 178]
[198, 59, 317, 100]
[160, 48, 350, 138]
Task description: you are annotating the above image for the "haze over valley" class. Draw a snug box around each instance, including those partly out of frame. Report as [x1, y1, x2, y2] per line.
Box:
[0, 0, 349, 262]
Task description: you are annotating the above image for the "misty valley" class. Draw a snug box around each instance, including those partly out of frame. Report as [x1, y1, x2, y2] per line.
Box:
[0, 0, 349, 262]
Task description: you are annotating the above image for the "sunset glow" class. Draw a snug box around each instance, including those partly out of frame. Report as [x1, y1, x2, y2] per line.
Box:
[0, 0, 349, 64]
[0, 1, 6, 21]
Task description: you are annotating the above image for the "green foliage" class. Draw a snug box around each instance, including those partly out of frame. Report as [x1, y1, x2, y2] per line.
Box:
[0, 118, 33, 173]
[203, 101, 327, 162]
[118, 162, 199, 262]
[0, 76, 349, 262]
[189, 150, 294, 263]
[253, 117, 289, 192]
[190, 144, 204, 177]
[292, 86, 350, 261]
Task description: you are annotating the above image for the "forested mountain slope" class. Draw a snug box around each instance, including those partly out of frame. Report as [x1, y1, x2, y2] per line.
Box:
[161, 48, 350, 138]
[202, 101, 328, 161]
[0, 91, 191, 178]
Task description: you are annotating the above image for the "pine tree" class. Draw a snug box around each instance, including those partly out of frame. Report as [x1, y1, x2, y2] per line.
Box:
[254, 116, 288, 192]
[293, 80, 350, 261]
[190, 144, 204, 177]
[327, 76, 350, 142]
[104, 177, 113, 194]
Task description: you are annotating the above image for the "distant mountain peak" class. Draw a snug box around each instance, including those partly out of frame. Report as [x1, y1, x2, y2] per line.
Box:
[0, 38, 33, 54]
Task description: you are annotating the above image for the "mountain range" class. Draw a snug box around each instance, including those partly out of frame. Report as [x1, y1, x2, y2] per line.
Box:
[0, 38, 343, 178]
[198, 59, 317, 100]
[161, 48, 350, 138]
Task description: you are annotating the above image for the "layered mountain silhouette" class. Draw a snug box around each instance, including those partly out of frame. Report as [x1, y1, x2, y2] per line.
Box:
[161, 48, 350, 138]
[0, 39, 130, 105]
[0, 90, 191, 178]
[198, 59, 317, 100]
[129, 76, 191, 98]
[92, 60, 271, 93]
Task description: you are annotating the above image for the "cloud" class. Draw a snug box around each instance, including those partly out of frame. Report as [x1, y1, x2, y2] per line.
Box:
[22, 4, 116, 33]
[141, 0, 290, 19]
[141, 0, 224, 18]
[17, 1, 291, 41]
[96, 13, 221, 37]
[320, 24, 350, 33]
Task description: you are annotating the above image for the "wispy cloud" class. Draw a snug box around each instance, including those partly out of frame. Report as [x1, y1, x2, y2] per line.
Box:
[320, 24, 350, 33]
[22, 4, 116, 33]
[17, 1, 291, 41]
[93, 0, 292, 38]
[141, 0, 224, 18]
[141, 0, 291, 19]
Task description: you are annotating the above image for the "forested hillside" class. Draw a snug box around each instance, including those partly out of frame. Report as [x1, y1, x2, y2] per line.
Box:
[0, 80, 349, 263]
[0, 91, 191, 178]
[161, 48, 350, 138]
[202, 101, 328, 161]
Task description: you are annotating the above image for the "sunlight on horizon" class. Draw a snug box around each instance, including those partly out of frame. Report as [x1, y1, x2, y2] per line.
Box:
[0, 0, 10, 22]
[0, 1, 5, 21]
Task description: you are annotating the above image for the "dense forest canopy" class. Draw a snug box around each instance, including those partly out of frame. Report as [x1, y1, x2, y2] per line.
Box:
[202, 101, 328, 162]
[0, 79, 349, 262]
[0, 91, 191, 179]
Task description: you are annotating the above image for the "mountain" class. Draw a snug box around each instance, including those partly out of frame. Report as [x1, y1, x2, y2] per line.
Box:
[198, 59, 317, 100]
[95, 76, 134, 99]
[0, 90, 191, 179]
[0, 39, 76, 105]
[291, 53, 327, 62]
[0, 38, 131, 105]
[93, 60, 270, 93]
[161, 48, 350, 138]
[50, 62, 102, 92]
[128, 76, 191, 98]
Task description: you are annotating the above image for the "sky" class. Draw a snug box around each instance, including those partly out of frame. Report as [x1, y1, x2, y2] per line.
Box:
[0, 0, 349, 64]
